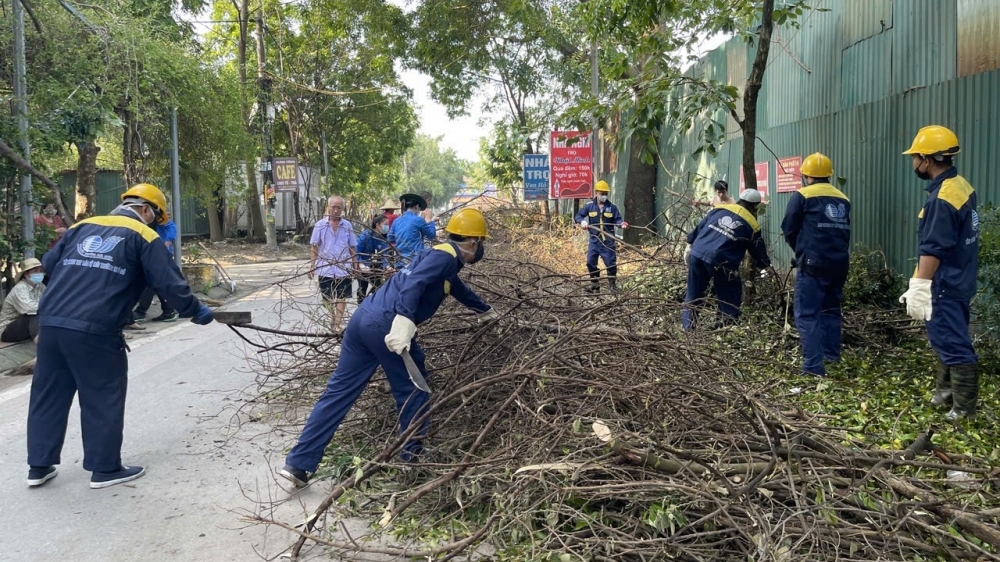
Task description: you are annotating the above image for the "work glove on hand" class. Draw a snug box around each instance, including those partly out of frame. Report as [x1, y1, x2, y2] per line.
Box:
[384, 315, 417, 354]
[683, 244, 692, 266]
[899, 278, 933, 321]
[759, 269, 769, 279]
[477, 308, 498, 325]
[620, 222, 629, 229]
[192, 303, 214, 325]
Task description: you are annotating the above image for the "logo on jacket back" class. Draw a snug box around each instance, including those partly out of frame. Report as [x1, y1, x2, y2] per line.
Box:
[824, 203, 847, 221]
[708, 214, 743, 241]
[77, 235, 125, 261]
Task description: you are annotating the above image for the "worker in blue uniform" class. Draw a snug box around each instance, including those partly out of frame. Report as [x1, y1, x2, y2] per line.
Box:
[780, 153, 851, 377]
[279, 208, 497, 488]
[387, 193, 437, 267]
[356, 213, 392, 303]
[26, 183, 214, 489]
[682, 189, 770, 330]
[898, 126, 979, 421]
[575, 180, 628, 293]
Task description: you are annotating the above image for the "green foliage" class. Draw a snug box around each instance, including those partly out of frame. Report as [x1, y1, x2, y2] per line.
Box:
[842, 246, 905, 310]
[400, 134, 467, 206]
[974, 204, 1000, 355]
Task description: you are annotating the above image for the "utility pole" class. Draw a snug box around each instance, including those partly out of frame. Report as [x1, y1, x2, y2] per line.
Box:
[591, 37, 600, 186]
[170, 108, 183, 268]
[321, 131, 330, 195]
[13, 0, 34, 259]
[256, 12, 277, 249]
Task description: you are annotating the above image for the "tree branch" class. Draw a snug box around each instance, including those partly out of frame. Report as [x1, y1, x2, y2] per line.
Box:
[0, 137, 74, 225]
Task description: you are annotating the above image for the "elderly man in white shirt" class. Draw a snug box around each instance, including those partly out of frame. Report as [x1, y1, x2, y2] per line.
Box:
[1, 258, 46, 343]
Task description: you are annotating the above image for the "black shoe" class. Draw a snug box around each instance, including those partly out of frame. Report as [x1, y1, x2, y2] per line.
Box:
[27, 466, 58, 487]
[151, 311, 178, 322]
[90, 465, 146, 489]
[279, 465, 310, 488]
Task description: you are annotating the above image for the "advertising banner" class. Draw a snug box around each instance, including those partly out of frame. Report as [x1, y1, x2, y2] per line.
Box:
[776, 156, 803, 193]
[272, 157, 299, 193]
[550, 131, 593, 199]
[522, 154, 549, 201]
[739, 161, 770, 202]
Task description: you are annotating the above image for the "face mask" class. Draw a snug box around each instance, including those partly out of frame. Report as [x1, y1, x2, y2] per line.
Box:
[44, 208, 56, 216]
[463, 241, 484, 265]
[380, 225, 389, 234]
[597, 195, 607, 203]
[914, 158, 932, 181]
[28, 273, 44, 284]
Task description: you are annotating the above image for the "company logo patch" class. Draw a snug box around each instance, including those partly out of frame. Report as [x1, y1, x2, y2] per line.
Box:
[972, 210, 980, 232]
[717, 216, 742, 231]
[77, 235, 125, 261]
[825, 203, 847, 220]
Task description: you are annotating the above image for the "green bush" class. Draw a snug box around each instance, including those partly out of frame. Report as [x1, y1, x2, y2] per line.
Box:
[974, 204, 1000, 354]
[842, 245, 904, 310]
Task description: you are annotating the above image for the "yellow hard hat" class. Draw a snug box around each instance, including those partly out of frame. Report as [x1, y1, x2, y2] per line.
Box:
[800, 153, 833, 178]
[445, 208, 489, 238]
[595, 180, 610, 193]
[121, 183, 169, 225]
[902, 125, 960, 157]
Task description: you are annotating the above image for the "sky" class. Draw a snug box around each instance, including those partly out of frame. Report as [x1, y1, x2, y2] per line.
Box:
[399, 69, 486, 162]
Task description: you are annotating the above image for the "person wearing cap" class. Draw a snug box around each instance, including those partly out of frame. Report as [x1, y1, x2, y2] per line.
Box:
[0, 258, 46, 343]
[682, 189, 770, 330]
[574, 180, 628, 293]
[132, 214, 179, 324]
[780, 153, 851, 377]
[381, 200, 400, 228]
[25, 183, 215, 490]
[712, 180, 734, 205]
[278, 208, 497, 488]
[387, 193, 437, 267]
[898, 126, 979, 421]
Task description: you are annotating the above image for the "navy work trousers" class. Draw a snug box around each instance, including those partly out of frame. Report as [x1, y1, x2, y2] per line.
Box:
[285, 307, 430, 473]
[927, 297, 977, 365]
[586, 239, 618, 279]
[27, 326, 128, 472]
[794, 271, 846, 375]
[682, 257, 741, 330]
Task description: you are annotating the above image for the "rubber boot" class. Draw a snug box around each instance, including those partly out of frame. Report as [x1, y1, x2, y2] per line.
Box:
[945, 363, 978, 421]
[930, 360, 952, 407]
[588, 270, 600, 293]
[607, 278, 617, 294]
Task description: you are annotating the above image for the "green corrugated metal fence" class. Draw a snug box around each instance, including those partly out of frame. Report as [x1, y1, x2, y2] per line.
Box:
[57, 171, 210, 237]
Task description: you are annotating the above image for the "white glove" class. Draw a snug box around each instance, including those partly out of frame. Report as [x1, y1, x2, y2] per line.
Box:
[899, 278, 933, 321]
[683, 244, 691, 266]
[579, 220, 589, 230]
[384, 315, 417, 354]
[477, 308, 498, 325]
[759, 269, 768, 279]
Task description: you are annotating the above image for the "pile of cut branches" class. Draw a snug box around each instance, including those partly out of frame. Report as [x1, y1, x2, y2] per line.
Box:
[236, 208, 999, 562]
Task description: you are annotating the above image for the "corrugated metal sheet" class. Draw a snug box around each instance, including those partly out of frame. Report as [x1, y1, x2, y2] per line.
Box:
[958, 0, 1000, 77]
[57, 170, 210, 236]
[841, 0, 893, 48]
[892, 0, 957, 94]
[840, 30, 892, 107]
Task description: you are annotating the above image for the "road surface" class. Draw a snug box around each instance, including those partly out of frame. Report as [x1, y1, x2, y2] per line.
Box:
[0, 260, 381, 561]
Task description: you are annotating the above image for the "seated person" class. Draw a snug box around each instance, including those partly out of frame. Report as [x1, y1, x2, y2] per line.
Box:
[1, 258, 46, 343]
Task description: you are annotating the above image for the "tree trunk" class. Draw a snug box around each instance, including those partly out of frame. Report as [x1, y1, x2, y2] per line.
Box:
[245, 161, 265, 239]
[207, 183, 225, 242]
[74, 140, 100, 220]
[623, 133, 657, 244]
[121, 109, 142, 187]
[236, 0, 265, 240]
[739, 0, 776, 192]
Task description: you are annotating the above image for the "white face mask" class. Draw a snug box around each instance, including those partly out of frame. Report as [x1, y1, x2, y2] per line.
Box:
[597, 195, 607, 203]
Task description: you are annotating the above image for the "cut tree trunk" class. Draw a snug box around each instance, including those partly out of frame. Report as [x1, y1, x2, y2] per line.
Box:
[74, 140, 100, 220]
[207, 194, 224, 242]
[623, 133, 657, 244]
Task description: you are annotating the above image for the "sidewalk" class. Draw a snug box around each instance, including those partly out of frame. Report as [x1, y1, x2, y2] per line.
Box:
[0, 259, 309, 386]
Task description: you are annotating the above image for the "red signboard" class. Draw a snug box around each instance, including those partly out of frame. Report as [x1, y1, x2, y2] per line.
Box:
[739, 162, 770, 202]
[549, 131, 593, 199]
[776, 156, 802, 193]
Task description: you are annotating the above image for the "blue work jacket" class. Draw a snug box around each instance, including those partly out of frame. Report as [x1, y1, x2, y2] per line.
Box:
[780, 183, 851, 276]
[361, 242, 490, 325]
[38, 212, 201, 336]
[687, 204, 771, 271]
[357, 230, 390, 268]
[575, 200, 623, 243]
[917, 167, 978, 300]
[387, 212, 436, 265]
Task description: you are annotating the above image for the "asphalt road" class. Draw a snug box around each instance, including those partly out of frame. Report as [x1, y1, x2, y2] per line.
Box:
[0, 260, 382, 561]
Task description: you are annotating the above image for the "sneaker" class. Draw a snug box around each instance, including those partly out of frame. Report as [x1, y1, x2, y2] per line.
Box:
[278, 465, 310, 488]
[27, 466, 58, 487]
[90, 465, 146, 489]
[133, 314, 149, 324]
[151, 311, 178, 322]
